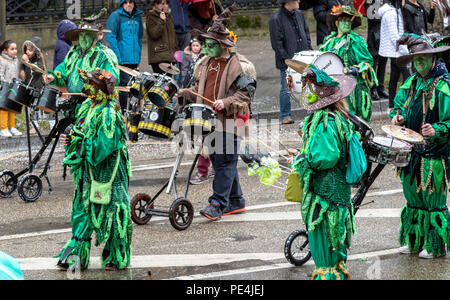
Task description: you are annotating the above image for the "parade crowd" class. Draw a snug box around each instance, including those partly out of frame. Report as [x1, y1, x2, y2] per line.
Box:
[0, 0, 449, 281]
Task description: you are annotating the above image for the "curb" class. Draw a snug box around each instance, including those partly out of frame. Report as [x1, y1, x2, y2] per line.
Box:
[0, 99, 390, 153]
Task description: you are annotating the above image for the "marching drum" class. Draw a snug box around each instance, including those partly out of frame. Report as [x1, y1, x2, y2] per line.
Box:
[7, 78, 35, 107]
[0, 81, 22, 114]
[286, 51, 345, 95]
[182, 104, 216, 136]
[148, 74, 179, 109]
[366, 136, 412, 167]
[36, 86, 62, 113]
[138, 105, 177, 139]
[127, 111, 141, 142]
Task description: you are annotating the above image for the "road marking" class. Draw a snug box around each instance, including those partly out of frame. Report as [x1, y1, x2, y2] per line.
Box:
[171, 248, 401, 280]
[16, 248, 402, 274]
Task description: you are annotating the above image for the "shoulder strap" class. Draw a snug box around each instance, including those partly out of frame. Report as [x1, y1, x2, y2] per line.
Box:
[89, 151, 121, 184]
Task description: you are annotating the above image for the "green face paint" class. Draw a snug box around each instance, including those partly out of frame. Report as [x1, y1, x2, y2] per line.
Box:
[204, 39, 221, 58]
[413, 54, 434, 77]
[79, 32, 95, 51]
[337, 19, 352, 35]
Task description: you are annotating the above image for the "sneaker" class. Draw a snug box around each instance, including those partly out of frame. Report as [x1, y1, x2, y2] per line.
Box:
[418, 249, 444, 259]
[281, 117, 294, 125]
[223, 205, 246, 216]
[0, 129, 12, 137]
[9, 127, 22, 136]
[200, 201, 222, 221]
[398, 246, 417, 254]
[190, 172, 209, 185]
[208, 169, 215, 179]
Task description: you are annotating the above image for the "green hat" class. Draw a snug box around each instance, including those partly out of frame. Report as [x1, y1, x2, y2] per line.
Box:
[64, 8, 111, 41]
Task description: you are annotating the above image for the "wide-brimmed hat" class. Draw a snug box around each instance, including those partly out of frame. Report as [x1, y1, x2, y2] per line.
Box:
[199, 4, 236, 48]
[396, 33, 450, 66]
[301, 65, 356, 111]
[326, 5, 362, 32]
[64, 8, 111, 41]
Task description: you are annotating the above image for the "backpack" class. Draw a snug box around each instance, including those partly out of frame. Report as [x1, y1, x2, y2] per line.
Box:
[345, 132, 367, 184]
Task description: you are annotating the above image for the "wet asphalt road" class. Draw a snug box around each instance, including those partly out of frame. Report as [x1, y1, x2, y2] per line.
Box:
[1, 116, 449, 281]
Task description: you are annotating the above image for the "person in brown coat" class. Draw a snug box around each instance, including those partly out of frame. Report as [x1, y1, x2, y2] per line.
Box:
[146, 0, 178, 74]
[178, 5, 257, 221]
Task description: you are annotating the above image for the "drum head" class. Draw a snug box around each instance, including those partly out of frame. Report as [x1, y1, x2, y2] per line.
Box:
[381, 125, 423, 143]
[372, 136, 411, 149]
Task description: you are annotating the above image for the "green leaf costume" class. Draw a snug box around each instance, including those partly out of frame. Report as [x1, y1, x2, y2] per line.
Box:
[291, 110, 356, 280]
[47, 42, 120, 118]
[389, 63, 450, 257]
[55, 99, 132, 270]
[320, 31, 378, 122]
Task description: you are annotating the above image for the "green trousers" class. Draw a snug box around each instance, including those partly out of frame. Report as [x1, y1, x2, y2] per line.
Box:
[399, 166, 450, 257]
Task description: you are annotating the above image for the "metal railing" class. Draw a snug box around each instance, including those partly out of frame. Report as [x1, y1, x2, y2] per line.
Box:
[6, 0, 278, 24]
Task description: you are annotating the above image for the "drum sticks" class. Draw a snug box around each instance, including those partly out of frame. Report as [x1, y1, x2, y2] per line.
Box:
[185, 90, 215, 105]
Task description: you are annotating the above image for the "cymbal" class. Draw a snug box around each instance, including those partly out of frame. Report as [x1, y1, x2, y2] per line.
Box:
[118, 65, 141, 77]
[159, 63, 180, 75]
[116, 86, 131, 93]
[381, 125, 424, 143]
[285, 59, 308, 74]
[22, 60, 45, 74]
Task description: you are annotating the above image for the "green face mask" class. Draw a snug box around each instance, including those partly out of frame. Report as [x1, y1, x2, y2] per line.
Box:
[413, 54, 434, 77]
[204, 39, 222, 58]
[79, 32, 96, 51]
[337, 19, 352, 35]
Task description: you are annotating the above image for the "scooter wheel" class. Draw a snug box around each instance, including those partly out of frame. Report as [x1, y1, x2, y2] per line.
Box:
[0, 170, 17, 197]
[284, 229, 311, 266]
[17, 174, 43, 202]
[169, 197, 194, 231]
[130, 193, 154, 225]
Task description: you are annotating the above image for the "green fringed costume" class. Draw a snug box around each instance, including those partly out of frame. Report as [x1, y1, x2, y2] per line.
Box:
[320, 31, 377, 122]
[55, 97, 133, 270]
[292, 109, 356, 280]
[47, 42, 120, 118]
[389, 62, 450, 257]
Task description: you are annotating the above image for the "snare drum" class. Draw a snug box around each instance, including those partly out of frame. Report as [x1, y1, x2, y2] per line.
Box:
[127, 111, 141, 143]
[130, 72, 158, 99]
[0, 81, 22, 114]
[36, 86, 62, 113]
[366, 136, 412, 167]
[7, 78, 35, 107]
[138, 105, 177, 139]
[148, 74, 178, 108]
[182, 104, 216, 136]
[286, 51, 344, 95]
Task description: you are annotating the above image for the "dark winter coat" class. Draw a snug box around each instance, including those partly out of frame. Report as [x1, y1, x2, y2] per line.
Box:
[402, 0, 435, 35]
[269, 6, 312, 71]
[53, 20, 78, 69]
[146, 8, 178, 64]
[169, 0, 191, 34]
[313, 0, 343, 46]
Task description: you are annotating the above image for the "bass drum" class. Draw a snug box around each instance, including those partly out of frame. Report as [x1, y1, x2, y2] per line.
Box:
[286, 51, 345, 96]
[0, 81, 22, 114]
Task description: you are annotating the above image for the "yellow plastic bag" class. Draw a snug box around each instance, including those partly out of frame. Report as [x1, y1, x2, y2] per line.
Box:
[284, 171, 303, 203]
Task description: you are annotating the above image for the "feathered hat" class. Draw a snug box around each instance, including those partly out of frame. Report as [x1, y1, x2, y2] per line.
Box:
[301, 65, 356, 111]
[396, 33, 450, 66]
[64, 8, 111, 41]
[327, 5, 362, 32]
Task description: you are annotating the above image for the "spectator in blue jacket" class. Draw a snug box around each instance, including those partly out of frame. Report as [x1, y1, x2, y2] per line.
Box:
[169, 0, 192, 51]
[106, 0, 144, 112]
[53, 19, 78, 69]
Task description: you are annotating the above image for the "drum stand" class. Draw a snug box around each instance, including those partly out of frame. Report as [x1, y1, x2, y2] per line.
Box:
[130, 131, 199, 230]
[0, 98, 77, 202]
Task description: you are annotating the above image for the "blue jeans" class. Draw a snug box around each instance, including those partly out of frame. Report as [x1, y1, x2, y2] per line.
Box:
[280, 70, 291, 119]
[207, 132, 245, 211]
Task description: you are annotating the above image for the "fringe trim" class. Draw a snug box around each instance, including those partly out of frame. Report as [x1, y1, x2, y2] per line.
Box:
[311, 261, 351, 280]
